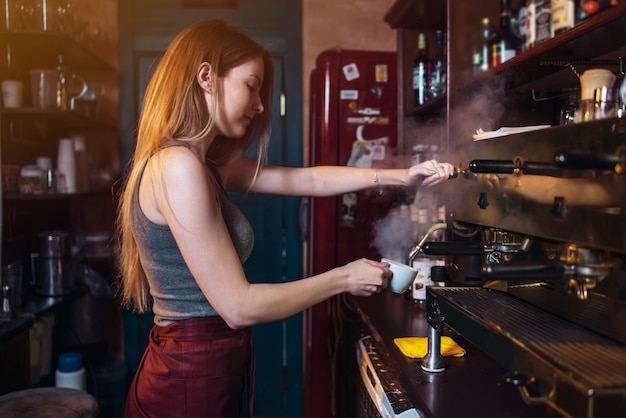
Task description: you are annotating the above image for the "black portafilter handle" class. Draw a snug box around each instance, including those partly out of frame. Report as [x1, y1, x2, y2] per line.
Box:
[554, 151, 620, 170]
[468, 160, 516, 174]
[468, 160, 566, 176]
[481, 262, 565, 280]
[422, 241, 486, 256]
[521, 161, 564, 176]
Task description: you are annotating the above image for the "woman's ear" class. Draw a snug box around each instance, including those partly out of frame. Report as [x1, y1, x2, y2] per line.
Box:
[197, 62, 213, 93]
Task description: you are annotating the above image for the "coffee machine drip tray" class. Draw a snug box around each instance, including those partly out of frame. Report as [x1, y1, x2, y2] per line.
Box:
[428, 286, 626, 418]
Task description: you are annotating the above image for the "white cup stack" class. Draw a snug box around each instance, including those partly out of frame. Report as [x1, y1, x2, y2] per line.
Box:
[57, 138, 76, 194]
[72, 135, 89, 193]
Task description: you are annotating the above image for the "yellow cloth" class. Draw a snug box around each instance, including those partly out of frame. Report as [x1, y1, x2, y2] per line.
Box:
[394, 336, 466, 359]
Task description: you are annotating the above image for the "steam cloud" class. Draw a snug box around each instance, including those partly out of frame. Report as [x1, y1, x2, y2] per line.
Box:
[371, 77, 509, 261]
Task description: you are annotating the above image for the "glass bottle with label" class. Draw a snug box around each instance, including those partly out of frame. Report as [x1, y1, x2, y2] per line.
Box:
[525, 0, 536, 50]
[552, 0, 576, 35]
[412, 33, 429, 106]
[0, 285, 12, 324]
[409, 207, 445, 307]
[491, 0, 520, 67]
[429, 30, 446, 98]
[518, 0, 528, 51]
[534, 0, 553, 45]
[411, 252, 446, 307]
[479, 18, 495, 72]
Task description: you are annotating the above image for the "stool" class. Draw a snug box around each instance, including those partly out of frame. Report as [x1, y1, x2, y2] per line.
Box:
[0, 387, 99, 417]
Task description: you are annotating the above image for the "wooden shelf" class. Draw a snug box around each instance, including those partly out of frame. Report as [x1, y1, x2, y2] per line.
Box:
[459, 3, 626, 96]
[384, 0, 446, 30]
[1, 30, 114, 71]
[1, 107, 115, 131]
[405, 94, 446, 117]
[3, 190, 114, 201]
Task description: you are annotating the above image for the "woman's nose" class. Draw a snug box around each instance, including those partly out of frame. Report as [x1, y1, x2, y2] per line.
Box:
[254, 100, 264, 114]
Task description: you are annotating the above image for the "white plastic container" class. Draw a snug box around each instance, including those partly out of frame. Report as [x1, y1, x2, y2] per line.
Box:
[55, 352, 86, 391]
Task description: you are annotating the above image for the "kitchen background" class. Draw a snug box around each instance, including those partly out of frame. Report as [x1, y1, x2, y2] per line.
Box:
[3, 0, 624, 417]
[0, 0, 398, 417]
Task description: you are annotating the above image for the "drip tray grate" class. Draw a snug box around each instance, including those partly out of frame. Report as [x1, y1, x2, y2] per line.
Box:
[430, 287, 626, 417]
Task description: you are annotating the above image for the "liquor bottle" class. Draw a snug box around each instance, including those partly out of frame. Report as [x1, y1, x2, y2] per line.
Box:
[409, 206, 446, 307]
[518, 0, 528, 51]
[491, 0, 520, 67]
[578, 0, 609, 21]
[525, 0, 536, 50]
[479, 18, 495, 72]
[552, 0, 576, 35]
[534, 0, 553, 45]
[412, 33, 430, 106]
[429, 30, 447, 98]
[472, 48, 482, 76]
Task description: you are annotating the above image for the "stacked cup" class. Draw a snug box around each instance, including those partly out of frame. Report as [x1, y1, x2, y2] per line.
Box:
[1, 80, 24, 108]
[57, 138, 76, 193]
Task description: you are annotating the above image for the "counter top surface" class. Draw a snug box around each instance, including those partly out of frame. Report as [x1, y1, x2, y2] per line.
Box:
[351, 290, 552, 418]
[0, 286, 88, 344]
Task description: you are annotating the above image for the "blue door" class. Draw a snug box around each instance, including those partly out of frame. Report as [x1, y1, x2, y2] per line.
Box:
[230, 55, 304, 417]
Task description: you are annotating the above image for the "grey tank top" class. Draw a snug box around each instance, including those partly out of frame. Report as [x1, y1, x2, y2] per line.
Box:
[132, 162, 254, 326]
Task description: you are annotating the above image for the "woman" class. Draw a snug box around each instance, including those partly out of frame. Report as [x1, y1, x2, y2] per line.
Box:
[116, 19, 455, 418]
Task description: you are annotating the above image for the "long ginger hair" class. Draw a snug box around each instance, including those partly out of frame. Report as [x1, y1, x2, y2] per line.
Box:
[115, 19, 274, 312]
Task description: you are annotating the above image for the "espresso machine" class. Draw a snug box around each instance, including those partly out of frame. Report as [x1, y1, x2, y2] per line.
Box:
[418, 117, 626, 418]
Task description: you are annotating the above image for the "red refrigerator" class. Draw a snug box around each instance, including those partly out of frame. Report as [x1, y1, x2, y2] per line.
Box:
[304, 49, 398, 417]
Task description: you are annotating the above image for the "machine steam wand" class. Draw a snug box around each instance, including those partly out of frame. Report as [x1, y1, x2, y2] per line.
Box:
[408, 222, 448, 261]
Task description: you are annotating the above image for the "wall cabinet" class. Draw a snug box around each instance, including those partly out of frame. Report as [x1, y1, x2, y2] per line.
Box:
[385, 0, 626, 157]
[1, 30, 119, 263]
[0, 29, 122, 394]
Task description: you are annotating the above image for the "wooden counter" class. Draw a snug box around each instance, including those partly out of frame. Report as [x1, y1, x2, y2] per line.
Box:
[350, 290, 553, 418]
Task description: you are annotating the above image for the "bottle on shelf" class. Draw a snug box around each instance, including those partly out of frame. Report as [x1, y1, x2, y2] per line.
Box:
[429, 30, 447, 98]
[534, 0, 553, 45]
[525, 0, 537, 50]
[472, 48, 482, 76]
[0, 286, 12, 324]
[579, 0, 603, 21]
[551, 0, 576, 35]
[412, 33, 430, 106]
[409, 205, 446, 307]
[491, 0, 520, 67]
[518, 0, 528, 51]
[479, 18, 495, 72]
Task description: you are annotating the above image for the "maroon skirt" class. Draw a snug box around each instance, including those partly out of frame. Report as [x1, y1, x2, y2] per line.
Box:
[123, 316, 254, 418]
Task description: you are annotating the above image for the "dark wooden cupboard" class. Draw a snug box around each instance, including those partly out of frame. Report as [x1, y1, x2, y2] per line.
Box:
[385, 0, 626, 157]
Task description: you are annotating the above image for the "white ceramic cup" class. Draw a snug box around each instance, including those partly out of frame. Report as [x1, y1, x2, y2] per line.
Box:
[1, 80, 24, 108]
[382, 258, 418, 294]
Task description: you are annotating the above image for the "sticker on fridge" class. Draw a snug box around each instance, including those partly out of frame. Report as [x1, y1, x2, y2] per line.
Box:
[375, 64, 388, 83]
[342, 63, 360, 81]
[340, 90, 358, 100]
